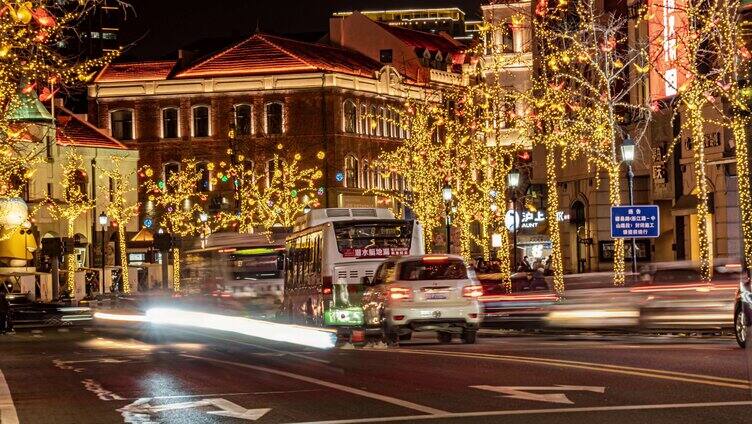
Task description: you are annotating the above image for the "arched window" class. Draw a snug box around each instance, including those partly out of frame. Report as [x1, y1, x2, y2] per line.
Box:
[110, 109, 134, 141]
[383, 170, 392, 190]
[161, 107, 179, 139]
[362, 160, 371, 190]
[265, 102, 284, 135]
[234, 104, 252, 136]
[343, 100, 357, 134]
[344, 155, 359, 188]
[369, 105, 378, 136]
[192, 105, 210, 137]
[163, 162, 180, 190]
[196, 162, 211, 192]
[378, 107, 387, 136]
[359, 104, 368, 135]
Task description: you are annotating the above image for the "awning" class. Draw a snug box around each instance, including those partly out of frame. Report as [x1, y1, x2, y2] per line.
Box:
[130, 228, 153, 243]
[671, 193, 714, 216]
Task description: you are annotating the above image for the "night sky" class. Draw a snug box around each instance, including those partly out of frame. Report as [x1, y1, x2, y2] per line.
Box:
[119, 0, 484, 60]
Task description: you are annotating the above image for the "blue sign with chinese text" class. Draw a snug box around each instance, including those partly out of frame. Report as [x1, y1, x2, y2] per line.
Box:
[611, 205, 660, 238]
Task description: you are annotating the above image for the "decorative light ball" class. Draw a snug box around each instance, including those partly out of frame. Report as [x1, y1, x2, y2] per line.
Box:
[276, 143, 283, 150]
[0, 197, 28, 227]
[145, 168, 154, 177]
[207, 163, 215, 171]
[317, 151, 325, 160]
[294, 153, 301, 161]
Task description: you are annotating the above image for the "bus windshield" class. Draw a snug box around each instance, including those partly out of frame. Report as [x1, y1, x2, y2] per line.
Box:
[230, 250, 284, 280]
[333, 221, 413, 258]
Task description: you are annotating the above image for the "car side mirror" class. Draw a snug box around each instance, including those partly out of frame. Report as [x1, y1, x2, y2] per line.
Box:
[361, 276, 372, 286]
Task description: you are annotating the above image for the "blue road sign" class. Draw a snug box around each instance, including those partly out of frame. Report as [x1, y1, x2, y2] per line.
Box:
[611, 205, 660, 238]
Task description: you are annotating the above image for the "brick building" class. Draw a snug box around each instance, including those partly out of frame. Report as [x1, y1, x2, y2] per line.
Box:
[88, 28, 465, 232]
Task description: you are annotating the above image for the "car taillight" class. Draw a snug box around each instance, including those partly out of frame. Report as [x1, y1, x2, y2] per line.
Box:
[463, 285, 484, 298]
[322, 276, 333, 295]
[389, 287, 412, 300]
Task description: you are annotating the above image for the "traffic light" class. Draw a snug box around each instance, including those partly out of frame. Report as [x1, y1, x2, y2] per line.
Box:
[41, 237, 63, 257]
[62, 237, 75, 255]
[154, 233, 173, 251]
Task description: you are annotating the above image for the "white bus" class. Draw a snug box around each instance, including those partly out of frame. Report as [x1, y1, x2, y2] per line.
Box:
[282, 208, 424, 331]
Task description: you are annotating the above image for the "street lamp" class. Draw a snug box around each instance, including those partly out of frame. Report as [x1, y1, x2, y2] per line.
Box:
[442, 183, 452, 254]
[199, 212, 208, 223]
[98, 212, 108, 294]
[621, 135, 638, 274]
[507, 170, 520, 271]
[303, 205, 312, 214]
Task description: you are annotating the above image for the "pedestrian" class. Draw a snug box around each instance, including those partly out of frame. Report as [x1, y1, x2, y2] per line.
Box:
[522, 256, 532, 272]
[0, 293, 11, 334]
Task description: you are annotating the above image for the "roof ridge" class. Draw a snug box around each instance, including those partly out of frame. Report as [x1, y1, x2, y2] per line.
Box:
[256, 34, 318, 70]
[56, 106, 127, 149]
[176, 34, 262, 77]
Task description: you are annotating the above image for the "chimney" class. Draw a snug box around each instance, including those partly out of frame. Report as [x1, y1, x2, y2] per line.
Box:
[329, 16, 345, 47]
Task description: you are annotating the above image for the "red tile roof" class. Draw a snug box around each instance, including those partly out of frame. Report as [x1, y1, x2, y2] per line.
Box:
[55, 107, 127, 150]
[377, 22, 464, 54]
[95, 60, 177, 83]
[175, 33, 383, 79]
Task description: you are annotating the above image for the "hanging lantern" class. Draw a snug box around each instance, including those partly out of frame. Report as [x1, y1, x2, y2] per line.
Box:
[0, 197, 28, 227]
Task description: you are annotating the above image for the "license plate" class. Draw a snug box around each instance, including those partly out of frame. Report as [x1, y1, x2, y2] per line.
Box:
[425, 293, 447, 300]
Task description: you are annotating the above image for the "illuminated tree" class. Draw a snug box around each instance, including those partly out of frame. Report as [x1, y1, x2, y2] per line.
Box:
[0, 1, 120, 216]
[523, 0, 652, 288]
[44, 149, 95, 294]
[374, 100, 448, 253]
[98, 156, 138, 293]
[142, 159, 205, 292]
[218, 149, 322, 233]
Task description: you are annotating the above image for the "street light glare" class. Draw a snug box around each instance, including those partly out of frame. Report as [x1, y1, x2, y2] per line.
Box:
[621, 136, 636, 163]
[98, 212, 108, 226]
[507, 170, 520, 188]
[442, 184, 453, 202]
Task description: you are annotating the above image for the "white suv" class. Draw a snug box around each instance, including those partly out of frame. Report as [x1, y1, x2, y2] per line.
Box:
[362, 255, 482, 344]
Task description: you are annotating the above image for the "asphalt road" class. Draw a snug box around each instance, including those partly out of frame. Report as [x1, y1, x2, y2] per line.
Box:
[1, 323, 752, 424]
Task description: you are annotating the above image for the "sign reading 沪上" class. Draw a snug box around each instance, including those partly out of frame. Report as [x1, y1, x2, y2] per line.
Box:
[611, 205, 660, 238]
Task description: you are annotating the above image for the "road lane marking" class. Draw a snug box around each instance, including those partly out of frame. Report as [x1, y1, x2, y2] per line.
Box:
[118, 397, 270, 421]
[284, 400, 752, 423]
[471, 385, 605, 404]
[371, 348, 750, 389]
[175, 328, 331, 364]
[82, 379, 125, 401]
[0, 368, 19, 424]
[181, 354, 447, 415]
[120, 389, 321, 400]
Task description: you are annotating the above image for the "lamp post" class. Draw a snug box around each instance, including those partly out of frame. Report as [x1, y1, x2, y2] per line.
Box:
[199, 212, 209, 249]
[98, 212, 108, 294]
[621, 135, 638, 275]
[442, 183, 453, 254]
[508, 169, 520, 271]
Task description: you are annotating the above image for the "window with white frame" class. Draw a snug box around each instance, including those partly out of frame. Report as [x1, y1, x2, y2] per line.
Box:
[163, 162, 180, 190]
[266, 159, 276, 187]
[265, 102, 284, 135]
[192, 105, 210, 137]
[161, 107, 179, 139]
[196, 162, 211, 192]
[369, 105, 378, 136]
[362, 160, 371, 190]
[359, 104, 368, 135]
[234, 104, 252, 136]
[110, 109, 134, 141]
[344, 155, 359, 188]
[343, 100, 357, 134]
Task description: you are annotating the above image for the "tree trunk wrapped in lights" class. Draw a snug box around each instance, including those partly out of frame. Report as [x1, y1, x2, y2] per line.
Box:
[44, 149, 95, 295]
[99, 156, 139, 293]
[141, 159, 205, 292]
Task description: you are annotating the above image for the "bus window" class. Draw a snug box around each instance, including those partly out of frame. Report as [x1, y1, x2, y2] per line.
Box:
[333, 221, 413, 257]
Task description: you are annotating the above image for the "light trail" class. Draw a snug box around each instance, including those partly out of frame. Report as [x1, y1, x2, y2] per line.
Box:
[94, 308, 338, 349]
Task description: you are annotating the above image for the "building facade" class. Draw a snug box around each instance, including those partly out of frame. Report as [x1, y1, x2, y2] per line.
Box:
[88, 29, 465, 235]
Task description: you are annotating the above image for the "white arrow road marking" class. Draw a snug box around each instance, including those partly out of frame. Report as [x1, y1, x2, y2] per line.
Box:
[82, 379, 125, 401]
[471, 385, 606, 405]
[0, 368, 20, 424]
[118, 397, 271, 422]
